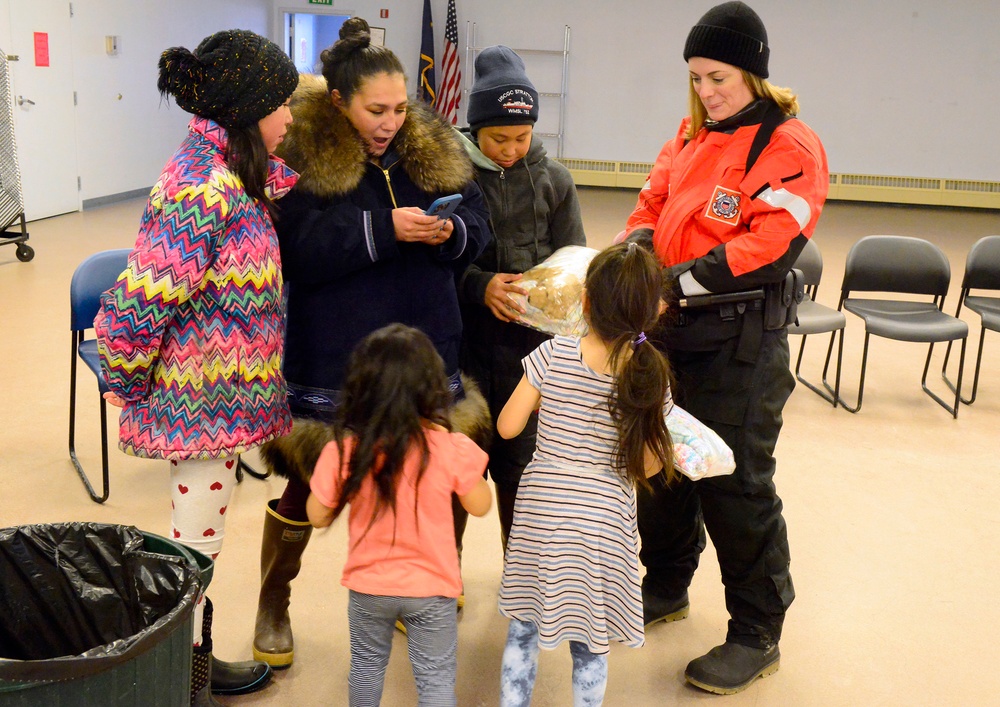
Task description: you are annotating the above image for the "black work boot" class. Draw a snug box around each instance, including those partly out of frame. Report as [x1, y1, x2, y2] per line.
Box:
[685, 642, 780, 694]
[642, 585, 690, 627]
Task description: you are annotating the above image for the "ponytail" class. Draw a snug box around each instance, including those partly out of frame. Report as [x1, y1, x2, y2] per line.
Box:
[587, 243, 676, 489]
[609, 333, 674, 489]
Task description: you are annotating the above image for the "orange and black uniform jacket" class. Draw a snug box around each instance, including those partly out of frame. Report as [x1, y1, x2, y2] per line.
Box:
[627, 101, 829, 295]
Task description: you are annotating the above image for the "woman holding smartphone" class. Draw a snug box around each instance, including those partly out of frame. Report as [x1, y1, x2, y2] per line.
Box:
[250, 17, 492, 671]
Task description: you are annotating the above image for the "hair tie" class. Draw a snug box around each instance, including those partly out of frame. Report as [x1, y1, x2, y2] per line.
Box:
[632, 332, 647, 348]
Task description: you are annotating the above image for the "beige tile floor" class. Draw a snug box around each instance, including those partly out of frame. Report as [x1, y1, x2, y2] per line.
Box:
[1, 188, 998, 706]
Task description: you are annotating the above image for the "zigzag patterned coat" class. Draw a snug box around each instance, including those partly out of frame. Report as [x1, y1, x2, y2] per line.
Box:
[95, 117, 297, 460]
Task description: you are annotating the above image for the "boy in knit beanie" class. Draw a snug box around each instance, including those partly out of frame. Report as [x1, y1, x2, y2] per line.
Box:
[455, 46, 586, 552]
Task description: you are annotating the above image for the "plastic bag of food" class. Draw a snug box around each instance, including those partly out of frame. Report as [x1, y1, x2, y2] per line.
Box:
[667, 404, 736, 480]
[509, 245, 599, 336]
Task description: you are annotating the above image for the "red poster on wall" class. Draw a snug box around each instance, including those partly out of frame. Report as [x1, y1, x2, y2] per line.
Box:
[34, 32, 49, 67]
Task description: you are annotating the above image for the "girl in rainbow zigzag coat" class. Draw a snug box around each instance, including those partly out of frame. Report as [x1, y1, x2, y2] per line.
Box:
[94, 30, 298, 706]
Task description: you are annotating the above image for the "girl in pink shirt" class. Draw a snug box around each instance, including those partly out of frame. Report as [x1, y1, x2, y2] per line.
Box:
[307, 323, 492, 706]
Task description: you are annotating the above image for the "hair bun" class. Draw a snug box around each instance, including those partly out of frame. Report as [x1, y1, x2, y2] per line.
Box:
[339, 16, 372, 49]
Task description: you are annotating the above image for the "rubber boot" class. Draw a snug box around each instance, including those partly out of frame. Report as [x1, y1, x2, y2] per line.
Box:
[203, 597, 272, 695]
[252, 498, 313, 668]
[194, 597, 272, 697]
[642, 585, 690, 627]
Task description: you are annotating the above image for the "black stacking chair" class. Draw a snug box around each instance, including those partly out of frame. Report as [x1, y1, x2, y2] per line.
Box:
[942, 235, 1000, 405]
[787, 239, 846, 406]
[823, 235, 968, 418]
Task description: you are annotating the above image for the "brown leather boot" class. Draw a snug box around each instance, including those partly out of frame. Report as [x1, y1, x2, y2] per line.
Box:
[252, 499, 313, 668]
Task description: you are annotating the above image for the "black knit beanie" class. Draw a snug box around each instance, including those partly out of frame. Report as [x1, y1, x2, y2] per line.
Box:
[683, 1, 769, 79]
[467, 46, 539, 133]
[157, 29, 299, 130]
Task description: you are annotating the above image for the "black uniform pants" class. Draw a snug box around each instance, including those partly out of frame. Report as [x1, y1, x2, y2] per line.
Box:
[638, 326, 795, 649]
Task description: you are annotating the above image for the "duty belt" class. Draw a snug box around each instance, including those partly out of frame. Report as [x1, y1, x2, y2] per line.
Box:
[677, 288, 765, 326]
[675, 288, 766, 363]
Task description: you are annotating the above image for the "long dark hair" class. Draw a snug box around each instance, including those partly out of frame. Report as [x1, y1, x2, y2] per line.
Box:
[320, 17, 407, 103]
[326, 324, 453, 538]
[225, 126, 278, 218]
[585, 242, 675, 488]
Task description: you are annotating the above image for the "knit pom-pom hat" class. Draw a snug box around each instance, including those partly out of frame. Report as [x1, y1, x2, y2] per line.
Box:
[157, 29, 298, 129]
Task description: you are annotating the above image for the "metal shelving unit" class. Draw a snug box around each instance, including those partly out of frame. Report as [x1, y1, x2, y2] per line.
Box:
[463, 24, 570, 158]
[0, 49, 31, 262]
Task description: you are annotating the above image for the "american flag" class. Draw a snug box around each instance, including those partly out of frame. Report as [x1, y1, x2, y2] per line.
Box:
[434, 0, 462, 124]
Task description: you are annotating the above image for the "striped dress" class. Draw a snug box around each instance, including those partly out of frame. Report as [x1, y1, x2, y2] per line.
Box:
[499, 335, 664, 654]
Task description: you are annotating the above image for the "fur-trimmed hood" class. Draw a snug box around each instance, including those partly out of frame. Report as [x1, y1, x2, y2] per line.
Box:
[259, 375, 492, 485]
[276, 74, 474, 198]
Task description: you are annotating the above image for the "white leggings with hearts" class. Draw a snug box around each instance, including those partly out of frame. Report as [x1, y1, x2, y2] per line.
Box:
[169, 456, 238, 646]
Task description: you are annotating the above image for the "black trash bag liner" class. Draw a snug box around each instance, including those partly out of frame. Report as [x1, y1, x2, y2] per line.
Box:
[0, 522, 202, 685]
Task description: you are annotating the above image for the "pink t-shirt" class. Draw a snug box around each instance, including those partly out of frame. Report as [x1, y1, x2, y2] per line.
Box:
[310, 428, 488, 598]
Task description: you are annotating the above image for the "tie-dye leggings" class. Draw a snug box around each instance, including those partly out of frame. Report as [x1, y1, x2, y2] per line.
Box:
[499, 619, 608, 707]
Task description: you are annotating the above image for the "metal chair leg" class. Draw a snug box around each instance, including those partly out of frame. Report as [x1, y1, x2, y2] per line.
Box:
[235, 455, 270, 482]
[69, 336, 110, 504]
[794, 333, 840, 407]
[823, 328, 862, 413]
[942, 326, 983, 406]
[923, 340, 966, 418]
[69, 399, 111, 504]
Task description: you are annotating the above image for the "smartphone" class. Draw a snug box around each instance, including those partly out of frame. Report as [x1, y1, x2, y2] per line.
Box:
[425, 194, 463, 220]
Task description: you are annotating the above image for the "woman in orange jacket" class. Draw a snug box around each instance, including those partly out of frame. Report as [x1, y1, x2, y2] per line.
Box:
[621, 1, 828, 695]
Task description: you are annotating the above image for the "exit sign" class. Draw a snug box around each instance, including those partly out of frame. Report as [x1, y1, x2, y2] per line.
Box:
[308, 0, 333, 4]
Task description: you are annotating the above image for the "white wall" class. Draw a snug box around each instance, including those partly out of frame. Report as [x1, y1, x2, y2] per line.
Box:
[0, 0, 271, 205]
[278, 0, 1000, 182]
[68, 0, 272, 203]
[4, 0, 999, 206]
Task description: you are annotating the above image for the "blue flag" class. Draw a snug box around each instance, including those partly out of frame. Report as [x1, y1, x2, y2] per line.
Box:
[417, 0, 436, 103]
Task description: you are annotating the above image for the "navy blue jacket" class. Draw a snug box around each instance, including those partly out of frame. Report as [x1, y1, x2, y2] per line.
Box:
[275, 76, 491, 392]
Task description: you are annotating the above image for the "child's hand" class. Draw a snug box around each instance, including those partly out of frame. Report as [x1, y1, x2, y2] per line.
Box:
[102, 391, 126, 408]
[486, 273, 528, 322]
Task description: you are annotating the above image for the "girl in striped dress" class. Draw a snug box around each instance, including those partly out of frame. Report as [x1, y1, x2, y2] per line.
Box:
[496, 242, 677, 706]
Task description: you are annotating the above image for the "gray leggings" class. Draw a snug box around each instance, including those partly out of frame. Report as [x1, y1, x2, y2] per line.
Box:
[347, 591, 458, 707]
[500, 619, 608, 707]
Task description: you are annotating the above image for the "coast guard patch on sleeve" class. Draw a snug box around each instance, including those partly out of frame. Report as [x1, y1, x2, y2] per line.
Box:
[705, 186, 742, 226]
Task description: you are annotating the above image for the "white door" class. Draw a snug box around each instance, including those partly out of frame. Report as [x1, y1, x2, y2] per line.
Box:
[6, 1, 78, 221]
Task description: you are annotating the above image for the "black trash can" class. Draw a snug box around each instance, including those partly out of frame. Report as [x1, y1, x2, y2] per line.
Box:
[0, 522, 212, 707]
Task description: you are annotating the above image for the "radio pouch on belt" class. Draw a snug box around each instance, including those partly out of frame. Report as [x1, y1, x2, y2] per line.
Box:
[763, 268, 805, 330]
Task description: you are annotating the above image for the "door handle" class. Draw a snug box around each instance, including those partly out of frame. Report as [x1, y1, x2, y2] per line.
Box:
[17, 96, 35, 106]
